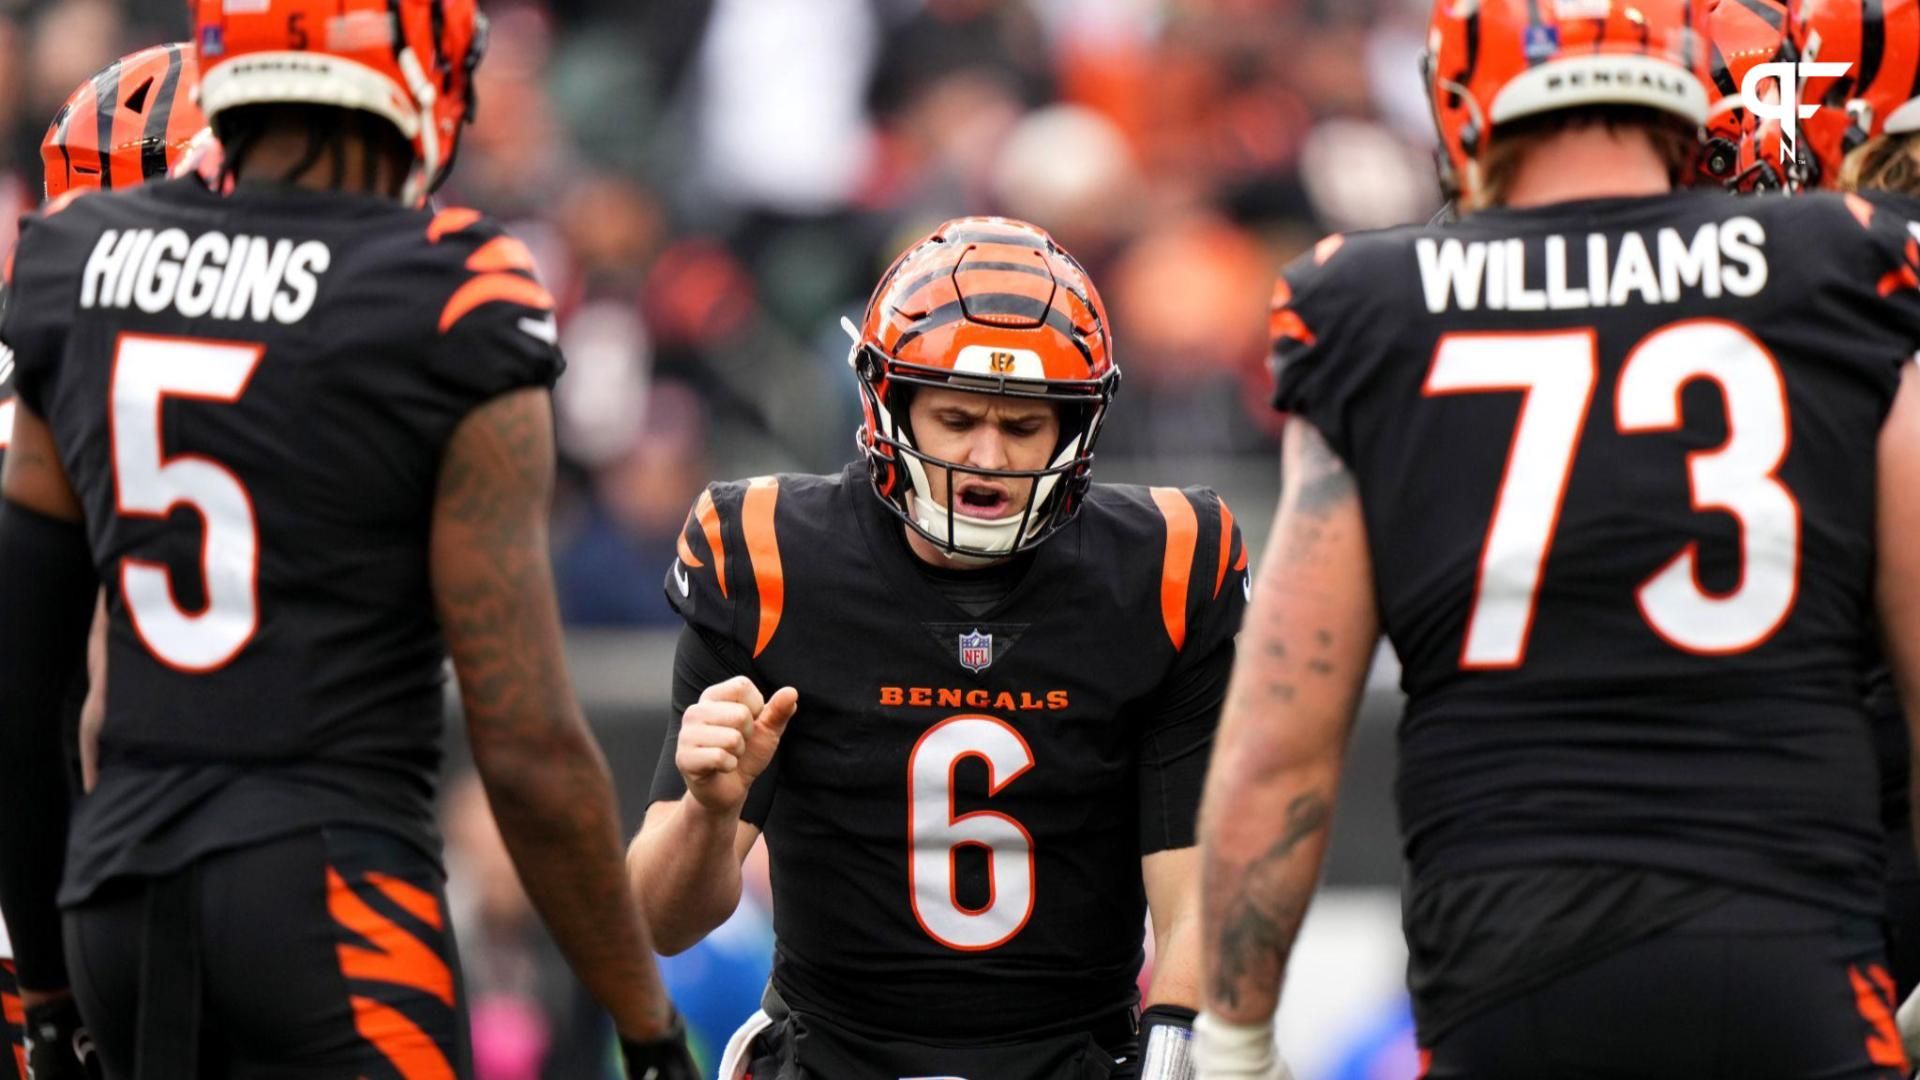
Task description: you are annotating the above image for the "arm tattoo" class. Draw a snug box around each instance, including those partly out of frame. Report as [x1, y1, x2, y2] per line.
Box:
[1207, 792, 1332, 1012]
[433, 389, 673, 1034]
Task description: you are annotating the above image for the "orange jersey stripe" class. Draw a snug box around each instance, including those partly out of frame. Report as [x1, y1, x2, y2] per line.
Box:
[349, 995, 455, 1080]
[1150, 488, 1198, 651]
[366, 873, 444, 932]
[1851, 965, 1910, 1069]
[328, 869, 455, 1008]
[743, 478, 783, 657]
[1, 989, 20, 1026]
[439, 273, 555, 334]
[1214, 498, 1236, 599]
[698, 489, 728, 598]
[1271, 307, 1316, 347]
[426, 207, 482, 243]
[465, 236, 538, 274]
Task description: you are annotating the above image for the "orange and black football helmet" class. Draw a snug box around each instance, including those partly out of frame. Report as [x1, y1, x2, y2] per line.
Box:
[1423, 0, 1716, 205]
[848, 217, 1119, 561]
[1702, 0, 1791, 189]
[1787, 0, 1920, 190]
[42, 43, 206, 200]
[189, 0, 487, 205]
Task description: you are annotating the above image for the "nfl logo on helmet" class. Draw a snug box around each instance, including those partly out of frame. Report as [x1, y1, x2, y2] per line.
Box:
[958, 630, 993, 674]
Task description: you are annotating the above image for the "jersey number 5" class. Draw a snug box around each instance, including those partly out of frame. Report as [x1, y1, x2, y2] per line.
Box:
[1428, 320, 1798, 668]
[908, 715, 1035, 951]
[112, 333, 266, 672]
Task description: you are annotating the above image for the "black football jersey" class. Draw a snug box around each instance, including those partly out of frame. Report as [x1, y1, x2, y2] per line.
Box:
[1272, 190, 1920, 918]
[0, 178, 563, 904]
[649, 465, 1246, 1040]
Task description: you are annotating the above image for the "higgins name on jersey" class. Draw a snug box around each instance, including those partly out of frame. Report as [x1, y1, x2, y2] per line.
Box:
[79, 227, 331, 324]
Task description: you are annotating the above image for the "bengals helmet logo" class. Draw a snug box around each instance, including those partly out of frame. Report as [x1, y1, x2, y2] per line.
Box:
[989, 351, 1017, 374]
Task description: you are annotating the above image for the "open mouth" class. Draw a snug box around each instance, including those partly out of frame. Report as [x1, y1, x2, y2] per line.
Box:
[954, 483, 1014, 519]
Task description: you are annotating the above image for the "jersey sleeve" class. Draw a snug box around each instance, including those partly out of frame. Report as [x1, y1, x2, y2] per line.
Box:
[1839, 192, 1920, 393]
[1136, 486, 1247, 854]
[1269, 234, 1391, 463]
[421, 214, 565, 412]
[665, 478, 788, 660]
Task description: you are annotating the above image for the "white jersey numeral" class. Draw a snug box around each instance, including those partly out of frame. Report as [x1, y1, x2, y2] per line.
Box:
[1616, 320, 1798, 653]
[1425, 330, 1597, 668]
[111, 333, 265, 671]
[907, 715, 1035, 952]
[1431, 322, 1798, 668]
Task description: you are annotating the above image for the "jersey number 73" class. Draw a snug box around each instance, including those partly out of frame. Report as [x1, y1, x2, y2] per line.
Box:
[1427, 319, 1797, 669]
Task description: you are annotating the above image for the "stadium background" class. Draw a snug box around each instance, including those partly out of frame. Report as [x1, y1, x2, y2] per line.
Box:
[1, 0, 1444, 1075]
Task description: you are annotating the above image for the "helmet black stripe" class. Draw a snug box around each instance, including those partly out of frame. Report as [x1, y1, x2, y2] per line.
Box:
[893, 260, 1050, 310]
[1710, 40, 1739, 97]
[1730, 0, 1785, 30]
[141, 44, 184, 182]
[891, 297, 1085, 361]
[92, 57, 120, 190]
[1854, 0, 1886, 93]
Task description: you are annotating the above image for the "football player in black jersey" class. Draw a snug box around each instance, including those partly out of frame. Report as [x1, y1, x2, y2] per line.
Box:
[1775, 0, 1920, 1056]
[0, 2, 696, 1077]
[1197, 1, 1920, 1077]
[625, 216, 1249, 1079]
[0, 42, 211, 1080]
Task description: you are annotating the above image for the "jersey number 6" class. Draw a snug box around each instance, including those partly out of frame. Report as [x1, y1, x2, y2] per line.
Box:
[908, 715, 1036, 951]
[1427, 320, 1798, 669]
[112, 333, 265, 672]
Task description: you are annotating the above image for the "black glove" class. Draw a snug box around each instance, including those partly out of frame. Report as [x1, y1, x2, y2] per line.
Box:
[619, 1011, 700, 1080]
[23, 997, 102, 1080]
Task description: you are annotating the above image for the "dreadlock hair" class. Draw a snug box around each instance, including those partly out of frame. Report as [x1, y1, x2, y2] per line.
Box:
[1840, 130, 1920, 196]
[213, 102, 414, 198]
[1471, 105, 1700, 210]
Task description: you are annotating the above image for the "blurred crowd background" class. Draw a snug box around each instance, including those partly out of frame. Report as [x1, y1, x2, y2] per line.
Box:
[0, 0, 1445, 1075]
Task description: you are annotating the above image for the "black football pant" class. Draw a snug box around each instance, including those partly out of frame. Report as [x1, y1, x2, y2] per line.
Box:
[63, 827, 470, 1080]
[1419, 891, 1908, 1080]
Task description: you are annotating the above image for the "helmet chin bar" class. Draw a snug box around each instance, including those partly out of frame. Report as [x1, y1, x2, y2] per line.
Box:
[898, 438, 1076, 561]
[857, 371, 1102, 562]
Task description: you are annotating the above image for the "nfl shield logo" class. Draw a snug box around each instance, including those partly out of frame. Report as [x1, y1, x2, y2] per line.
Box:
[958, 629, 993, 674]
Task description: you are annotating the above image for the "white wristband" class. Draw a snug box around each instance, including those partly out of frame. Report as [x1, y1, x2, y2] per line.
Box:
[1192, 1012, 1292, 1080]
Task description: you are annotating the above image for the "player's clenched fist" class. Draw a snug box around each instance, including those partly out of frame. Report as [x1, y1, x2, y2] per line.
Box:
[677, 675, 797, 815]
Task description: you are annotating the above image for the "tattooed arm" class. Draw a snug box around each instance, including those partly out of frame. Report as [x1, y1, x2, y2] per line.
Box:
[1196, 417, 1378, 1061]
[431, 387, 677, 1041]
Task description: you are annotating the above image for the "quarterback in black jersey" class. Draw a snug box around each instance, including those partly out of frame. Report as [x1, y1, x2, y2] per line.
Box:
[1198, 2, 1920, 1078]
[0, 2, 695, 1077]
[627, 217, 1248, 1079]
